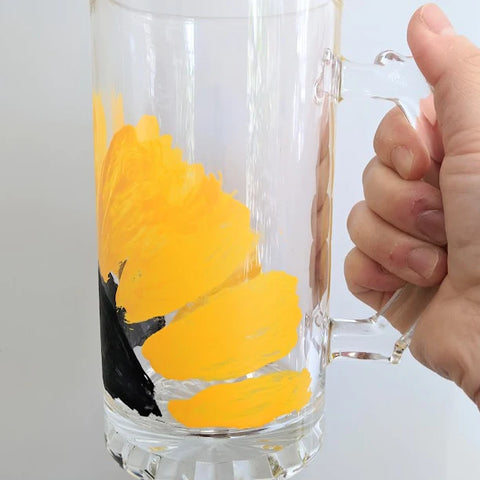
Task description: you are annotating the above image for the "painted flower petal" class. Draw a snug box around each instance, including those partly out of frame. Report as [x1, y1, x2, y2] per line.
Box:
[97, 118, 258, 322]
[93, 94, 107, 188]
[142, 271, 302, 380]
[168, 369, 312, 429]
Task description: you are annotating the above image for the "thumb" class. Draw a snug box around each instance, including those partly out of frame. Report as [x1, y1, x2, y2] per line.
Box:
[408, 4, 480, 155]
[408, 4, 480, 288]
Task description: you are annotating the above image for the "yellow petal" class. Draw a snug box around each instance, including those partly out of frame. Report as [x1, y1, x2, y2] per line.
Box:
[112, 93, 125, 134]
[97, 118, 259, 323]
[97, 126, 164, 279]
[117, 222, 257, 322]
[135, 115, 161, 142]
[93, 93, 107, 188]
[168, 369, 312, 429]
[142, 271, 302, 380]
[172, 249, 261, 323]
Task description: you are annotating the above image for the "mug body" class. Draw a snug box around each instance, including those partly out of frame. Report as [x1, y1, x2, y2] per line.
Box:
[91, 0, 341, 477]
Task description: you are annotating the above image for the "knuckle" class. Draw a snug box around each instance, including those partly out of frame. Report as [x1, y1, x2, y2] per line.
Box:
[343, 249, 356, 282]
[373, 107, 404, 154]
[384, 242, 405, 275]
[361, 157, 378, 187]
[344, 249, 369, 296]
[346, 201, 367, 238]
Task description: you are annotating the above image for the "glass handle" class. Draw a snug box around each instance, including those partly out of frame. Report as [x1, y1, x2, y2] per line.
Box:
[315, 49, 434, 364]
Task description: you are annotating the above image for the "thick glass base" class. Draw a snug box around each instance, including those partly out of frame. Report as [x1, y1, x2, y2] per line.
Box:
[104, 395, 324, 480]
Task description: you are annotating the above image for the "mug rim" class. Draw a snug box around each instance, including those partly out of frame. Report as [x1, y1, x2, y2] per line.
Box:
[103, 0, 342, 20]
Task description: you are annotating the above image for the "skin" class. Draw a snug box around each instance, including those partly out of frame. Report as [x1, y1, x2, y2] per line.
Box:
[344, 4, 480, 410]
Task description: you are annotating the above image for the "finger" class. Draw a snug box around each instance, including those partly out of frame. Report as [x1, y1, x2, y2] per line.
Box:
[345, 249, 441, 334]
[347, 201, 447, 286]
[363, 157, 446, 245]
[409, 5, 480, 286]
[373, 104, 444, 188]
[423, 158, 440, 188]
[344, 247, 405, 311]
[417, 95, 445, 165]
[373, 107, 432, 180]
[408, 4, 480, 153]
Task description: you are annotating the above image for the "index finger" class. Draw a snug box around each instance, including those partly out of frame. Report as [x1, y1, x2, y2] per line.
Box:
[373, 103, 443, 181]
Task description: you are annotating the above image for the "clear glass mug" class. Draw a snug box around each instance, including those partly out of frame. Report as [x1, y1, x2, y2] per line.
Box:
[90, 0, 431, 478]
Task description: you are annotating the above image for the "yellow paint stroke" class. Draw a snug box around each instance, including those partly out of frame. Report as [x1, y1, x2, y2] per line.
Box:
[96, 116, 258, 322]
[168, 369, 312, 429]
[93, 98, 311, 428]
[93, 92, 124, 193]
[92, 94, 107, 188]
[135, 115, 159, 142]
[111, 93, 124, 135]
[172, 249, 261, 323]
[142, 271, 302, 381]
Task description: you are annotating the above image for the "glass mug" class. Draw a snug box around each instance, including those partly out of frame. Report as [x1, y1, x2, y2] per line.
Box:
[90, 0, 431, 478]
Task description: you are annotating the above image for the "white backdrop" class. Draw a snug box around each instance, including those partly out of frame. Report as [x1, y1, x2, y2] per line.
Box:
[0, 1, 478, 479]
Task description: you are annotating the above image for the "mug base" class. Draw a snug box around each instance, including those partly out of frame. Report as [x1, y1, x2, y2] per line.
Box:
[104, 392, 324, 480]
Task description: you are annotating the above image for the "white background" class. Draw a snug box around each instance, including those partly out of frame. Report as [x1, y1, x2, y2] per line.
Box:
[0, 1, 479, 479]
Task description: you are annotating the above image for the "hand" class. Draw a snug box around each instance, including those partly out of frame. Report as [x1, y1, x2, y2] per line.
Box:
[344, 3, 480, 409]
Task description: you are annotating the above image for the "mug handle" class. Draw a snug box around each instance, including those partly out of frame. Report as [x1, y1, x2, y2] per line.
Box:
[316, 49, 436, 364]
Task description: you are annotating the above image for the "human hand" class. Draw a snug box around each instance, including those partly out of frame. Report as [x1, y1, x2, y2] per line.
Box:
[344, 3, 480, 409]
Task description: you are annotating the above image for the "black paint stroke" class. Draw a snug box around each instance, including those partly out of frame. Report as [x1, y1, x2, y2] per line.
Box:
[121, 314, 165, 349]
[99, 271, 162, 417]
[101, 273, 165, 348]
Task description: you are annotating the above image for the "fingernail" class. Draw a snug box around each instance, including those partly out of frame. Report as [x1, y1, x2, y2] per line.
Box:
[407, 247, 439, 279]
[420, 4, 455, 35]
[416, 210, 447, 245]
[391, 146, 414, 178]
